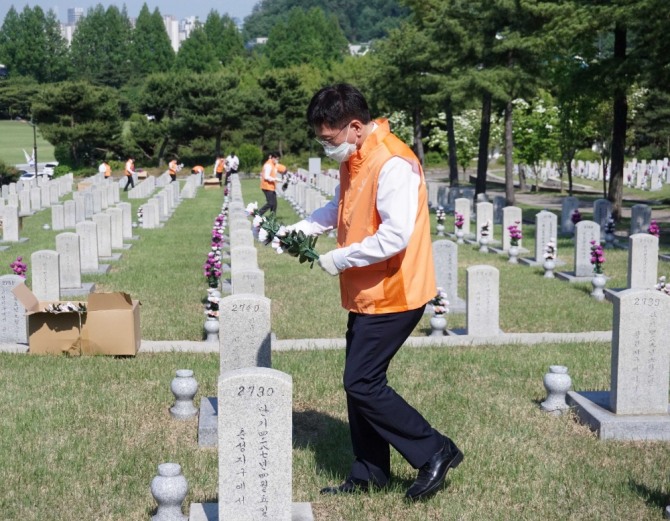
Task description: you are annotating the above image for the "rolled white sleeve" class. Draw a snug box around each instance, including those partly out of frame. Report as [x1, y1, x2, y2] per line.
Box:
[331, 156, 420, 270]
[263, 163, 275, 182]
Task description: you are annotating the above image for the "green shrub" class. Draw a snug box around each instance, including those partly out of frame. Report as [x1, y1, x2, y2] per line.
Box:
[636, 145, 664, 161]
[424, 151, 445, 167]
[238, 143, 263, 174]
[574, 148, 600, 162]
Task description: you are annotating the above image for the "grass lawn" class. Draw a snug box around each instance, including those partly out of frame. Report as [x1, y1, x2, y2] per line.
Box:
[2, 175, 670, 520]
[0, 120, 56, 165]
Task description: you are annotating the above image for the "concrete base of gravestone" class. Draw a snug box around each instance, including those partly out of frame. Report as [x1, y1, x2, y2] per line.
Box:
[82, 264, 111, 275]
[568, 391, 670, 440]
[189, 502, 314, 521]
[127, 235, 140, 241]
[114, 243, 133, 250]
[518, 257, 566, 267]
[448, 327, 504, 336]
[603, 287, 623, 303]
[464, 238, 501, 247]
[0, 238, 29, 245]
[660, 254, 670, 263]
[489, 246, 529, 256]
[221, 279, 231, 293]
[60, 282, 96, 297]
[99, 253, 123, 262]
[446, 232, 475, 241]
[555, 271, 598, 284]
[198, 397, 217, 448]
[0, 246, 9, 252]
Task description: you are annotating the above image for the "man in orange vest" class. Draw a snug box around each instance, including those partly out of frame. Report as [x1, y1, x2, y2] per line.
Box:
[214, 154, 225, 185]
[168, 158, 178, 183]
[98, 161, 111, 179]
[291, 84, 462, 501]
[123, 158, 135, 192]
[191, 165, 204, 176]
[258, 152, 280, 216]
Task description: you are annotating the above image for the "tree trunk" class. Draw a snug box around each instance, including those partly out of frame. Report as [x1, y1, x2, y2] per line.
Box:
[476, 92, 492, 196]
[567, 155, 574, 196]
[607, 22, 627, 221]
[413, 107, 425, 166]
[519, 164, 527, 191]
[504, 99, 515, 206]
[157, 135, 169, 167]
[445, 98, 459, 186]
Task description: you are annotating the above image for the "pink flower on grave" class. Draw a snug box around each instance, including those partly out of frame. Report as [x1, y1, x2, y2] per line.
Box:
[508, 221, 522, 246]
[648, 220, 660, 238]
[656, 276, 670, 296]
[9, 256, 27, 278]
[454, 212, 465, 230]
[571, 209, 582, 225]
[430, 288, 449, 315]
[590, 240, 605, 274]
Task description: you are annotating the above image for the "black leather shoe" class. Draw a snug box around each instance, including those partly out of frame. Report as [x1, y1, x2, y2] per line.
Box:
[405, 437, 463, 501]
[320, 477, 370, 495]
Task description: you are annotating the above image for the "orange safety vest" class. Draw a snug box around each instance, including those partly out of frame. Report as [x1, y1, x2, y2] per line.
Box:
[276, 163, 287, 174]
[125, 160, 134, 176]
[103, 163, 111, 177]
[192, 165, 204, 174]
[215, 158, 224, 173]
[336, 118, 436, 314]
[169, 160, 177, 175]
[260, 159, 277, 191]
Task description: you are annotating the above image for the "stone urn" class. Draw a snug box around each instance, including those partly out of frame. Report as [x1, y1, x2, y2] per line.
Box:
[540, 365, 572, 415]
[207, 287, 221, 299]
[604, 231, 615, 249]
[204, 316, 219, 343]
[478, 235, 490, 253]
[591, 273, 606, 301]
[150, 463, 188, 521]
[436, 223, 445, 237]
[543, 258, 556, 278]
[455, 228, 464, 244]
[170, 369, 198, 419]
[508, 245, 519, 264]
[429, 313, 448, 337]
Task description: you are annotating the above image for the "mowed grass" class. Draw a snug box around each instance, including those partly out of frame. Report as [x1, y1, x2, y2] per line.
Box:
[2, 176, 670, 520]
[0, 120, 56, 165]
[2, 341, 670, 520]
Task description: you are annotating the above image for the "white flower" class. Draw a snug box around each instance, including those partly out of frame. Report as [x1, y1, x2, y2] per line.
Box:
[271, 236, 281, 250]
[253, 215, 264, 228]
[245, 202, 258, 215]
[276, 225, 288, 237]
[258, 229, 268, 243]
[275, 246, 284, 254]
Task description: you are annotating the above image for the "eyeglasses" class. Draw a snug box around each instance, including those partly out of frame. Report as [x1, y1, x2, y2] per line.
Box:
[314, 123, 351, 147]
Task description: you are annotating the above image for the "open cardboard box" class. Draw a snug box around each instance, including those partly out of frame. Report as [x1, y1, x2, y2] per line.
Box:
[12, 283, 141, 356]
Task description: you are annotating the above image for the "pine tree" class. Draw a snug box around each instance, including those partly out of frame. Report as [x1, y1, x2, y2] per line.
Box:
[131, 4, 174, 77]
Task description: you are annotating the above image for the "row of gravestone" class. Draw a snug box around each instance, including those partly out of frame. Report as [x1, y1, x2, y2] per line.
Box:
[191, 174, 314, 520]
[560, 196, 656, 239]
[283, 173, 329, 219]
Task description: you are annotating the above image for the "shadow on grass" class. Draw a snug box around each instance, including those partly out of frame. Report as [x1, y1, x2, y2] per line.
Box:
[293, 409, 351, 479]
[628, 479, 668, 510]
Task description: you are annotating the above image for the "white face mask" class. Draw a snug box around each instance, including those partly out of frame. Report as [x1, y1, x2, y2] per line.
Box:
[322, 126, 356, 163]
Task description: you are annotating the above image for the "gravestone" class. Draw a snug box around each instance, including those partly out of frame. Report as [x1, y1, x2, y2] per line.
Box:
[492, 196, 505, 224]
[574, 220, 600, 277]
[630, 204, 651, 236]
[567, 289, 670, 440]
[627, 234, 659, 289]
[74, 197, 85, 223]
[107, 208, 124, 249]
[453, 198, 471, 236]
[232, 269, 265, 296]
[93, 213, 113, 258]
[40, 184, 50, 209]
[118, 202, 133, 239]
[0, 274, 28, 343]
[593, 199, 612, 239]
[475, 202, 494, 242]
[230, 246, 258, 269]
[18, 190, 31, 216]
[560, 196, 579, 235]
[431, 240, 465, 313]
[51, 205, 65, 231]
[2, 205, 20, 242]
[30, 187, 41, 212]
[466, 265, 500, 336]
[55, 232, 82, 290]
[219, 294, 271, 373]
[502, 206, 523, 251]
[31, 250, 60, 301]
[83, 192, 94, 218]
[76, 221, 100, 273]
[520, 210, 557, 265]
[63, 200, 76, 229]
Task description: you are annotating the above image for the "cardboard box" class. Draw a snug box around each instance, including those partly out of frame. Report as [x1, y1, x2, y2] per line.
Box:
[12, 284, 141, 356]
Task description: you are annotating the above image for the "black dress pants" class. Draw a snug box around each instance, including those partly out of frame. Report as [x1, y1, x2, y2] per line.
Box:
[258, 189, 277, 215]
[344, 305, 442, 486]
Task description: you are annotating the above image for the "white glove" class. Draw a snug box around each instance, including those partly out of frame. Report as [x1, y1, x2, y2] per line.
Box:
[287, 220, 314, 235]
[318, 250, 340, 276]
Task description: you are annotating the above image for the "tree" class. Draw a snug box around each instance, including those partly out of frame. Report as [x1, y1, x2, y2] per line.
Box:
[203, 10, 245, 65]
[264, 8, 349, 70]
[32, 81, 123, 166]
[0, 6, 70, 83]
[131, 4, 174, 76]
[70, 5, 132, 87]
[174, 28, 220, 73]
[0, 78, 40, 119]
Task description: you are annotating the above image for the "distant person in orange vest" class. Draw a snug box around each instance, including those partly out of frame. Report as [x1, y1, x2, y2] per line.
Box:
[214, 154, 225, 185]
[168, 158, 179, 183]
[123, 158, 135, 192]
[258, 152, 280, 216]
[290, 84, 463, 502]
[98, 161, 111, 179]
[191, 165, 204, 176]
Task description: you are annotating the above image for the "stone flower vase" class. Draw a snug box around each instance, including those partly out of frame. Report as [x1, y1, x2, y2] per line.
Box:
[436, 222, 445, 236]
[151, 463, 188, 521]
[540, 365, 572, 415]
[170, 369, 198, 419]
[207, 286, 221, 299]
[478, 235, 490, 253]
[591, 273, 606, 301]
[543, 258, 556, 278]
[604, 231, 615, 249]
[455, 228, 464, 244]
[429, 313, 448, 337]
[204, 316, 219, 343]
[508, 245, 519, 264]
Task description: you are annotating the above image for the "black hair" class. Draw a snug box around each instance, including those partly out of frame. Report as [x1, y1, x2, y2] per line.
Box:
[306, 83, 371, 129]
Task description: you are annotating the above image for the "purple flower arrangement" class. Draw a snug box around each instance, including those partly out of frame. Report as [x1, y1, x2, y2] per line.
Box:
[203, 252, 222, 288]
[590, 240, 605, 274]
[508, 221, 522, 246]
[648, 220, 660, 238]
[10, 256, 27, 278]
[571, 209, 582, 225]
[454, 212, 465, 230]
